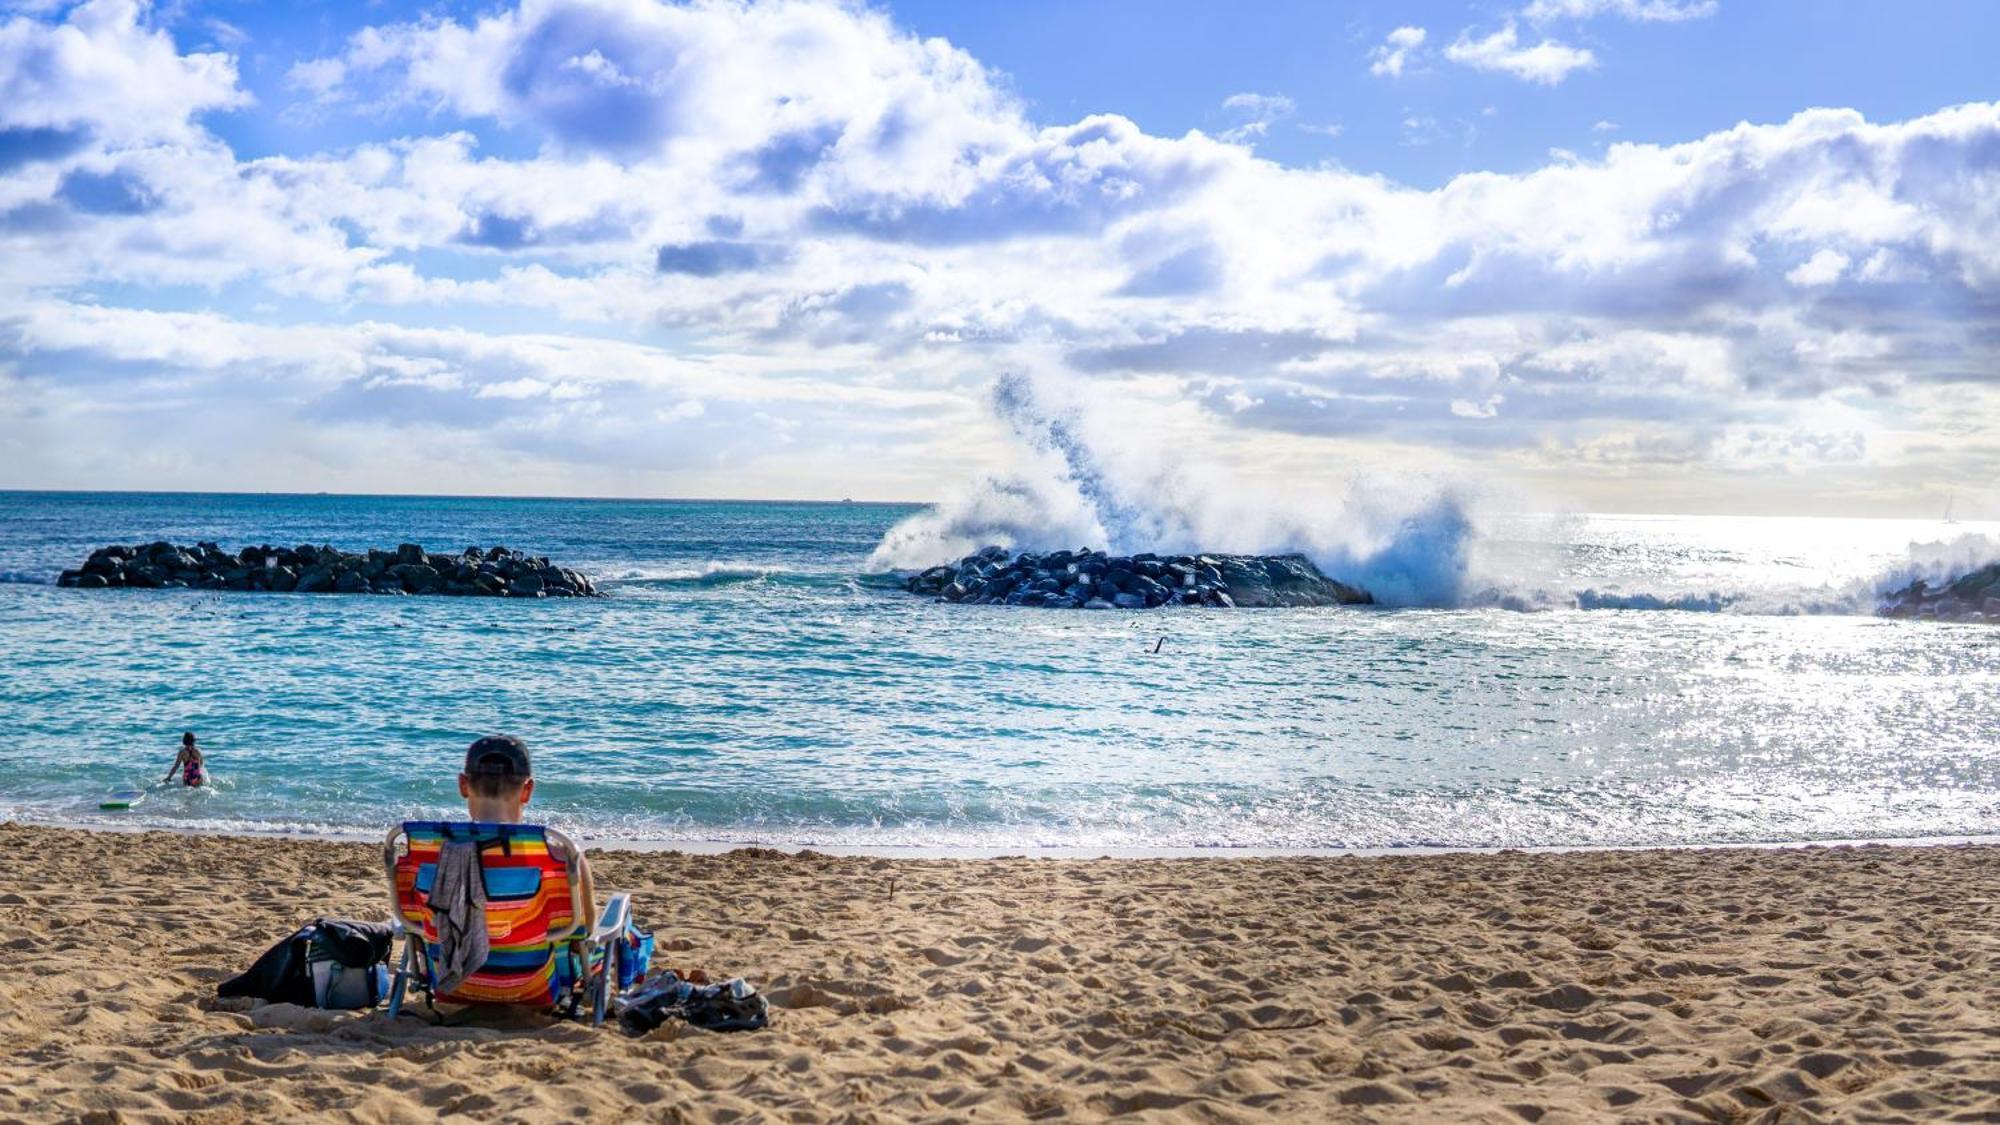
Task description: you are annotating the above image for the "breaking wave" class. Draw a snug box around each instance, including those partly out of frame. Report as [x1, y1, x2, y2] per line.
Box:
[866, 371, 1492, 607]
[1866, 531, 2000, 599]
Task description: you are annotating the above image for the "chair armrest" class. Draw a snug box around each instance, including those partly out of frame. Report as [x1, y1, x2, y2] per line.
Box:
[380, 824, 409, 933]
[588, 893, 631, 942]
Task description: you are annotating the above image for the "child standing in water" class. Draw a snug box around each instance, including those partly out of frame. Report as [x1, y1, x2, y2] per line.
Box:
[165, 731, 205, 787]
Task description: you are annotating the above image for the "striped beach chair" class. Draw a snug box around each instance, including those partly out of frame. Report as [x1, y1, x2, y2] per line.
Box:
[381, 821, 639, 1024]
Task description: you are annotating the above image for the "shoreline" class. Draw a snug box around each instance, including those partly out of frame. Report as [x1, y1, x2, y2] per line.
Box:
[14, 815, 2000, 859]
[4, 821, 1994, 1120]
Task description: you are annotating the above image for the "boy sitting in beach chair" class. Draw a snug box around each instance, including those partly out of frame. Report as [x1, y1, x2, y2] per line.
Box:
[381, 736, 652, 1024]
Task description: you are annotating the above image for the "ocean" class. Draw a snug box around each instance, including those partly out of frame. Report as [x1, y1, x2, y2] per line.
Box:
[1, 490, 1995, 851]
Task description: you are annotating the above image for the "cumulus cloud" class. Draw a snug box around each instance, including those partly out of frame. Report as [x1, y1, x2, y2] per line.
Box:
[1444, 24, 1597, 84]
[1368, 26, 1426, 78]
[1786, 248, 1849, 287]
[295, 0, 1023, 179]
[1, 0, 1999, 514]
[0, 0, 247, 144]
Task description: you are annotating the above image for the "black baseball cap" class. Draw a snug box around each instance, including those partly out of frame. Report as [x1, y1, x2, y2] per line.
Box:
[464, 735, 532, 782]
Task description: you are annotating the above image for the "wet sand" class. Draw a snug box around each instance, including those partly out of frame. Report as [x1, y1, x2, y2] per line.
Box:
[1, 823, 1995, 1121]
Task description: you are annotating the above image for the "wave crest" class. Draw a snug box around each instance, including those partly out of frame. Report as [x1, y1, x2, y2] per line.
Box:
[611, 562, 794, 586]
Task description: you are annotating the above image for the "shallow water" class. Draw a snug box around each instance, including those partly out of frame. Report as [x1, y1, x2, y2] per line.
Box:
[1, 491, 1995, 849]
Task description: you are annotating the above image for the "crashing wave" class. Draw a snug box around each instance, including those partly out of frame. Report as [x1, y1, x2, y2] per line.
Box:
[866, 371, 1487, 606]
[1875, 534, 2000, 622]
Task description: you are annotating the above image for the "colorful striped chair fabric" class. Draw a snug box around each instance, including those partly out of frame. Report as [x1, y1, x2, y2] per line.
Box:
[384, 821, 596, 1012]
[383, 820, 645, 1023]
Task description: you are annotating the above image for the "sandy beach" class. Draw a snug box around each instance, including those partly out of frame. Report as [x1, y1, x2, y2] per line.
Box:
[1, 824, 1995, 1122]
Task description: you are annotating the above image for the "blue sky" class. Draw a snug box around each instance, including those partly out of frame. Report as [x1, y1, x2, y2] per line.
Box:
[3, 0, 1999, 526]
[894, 1, 2000, 184]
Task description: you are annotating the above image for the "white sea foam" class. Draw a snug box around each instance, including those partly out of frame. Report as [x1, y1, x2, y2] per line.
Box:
[610, 561, 794, 585]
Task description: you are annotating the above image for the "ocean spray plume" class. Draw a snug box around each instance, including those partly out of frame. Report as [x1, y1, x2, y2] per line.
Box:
[866, 370, 1488, 606]
[1869, 531, 2000, 603]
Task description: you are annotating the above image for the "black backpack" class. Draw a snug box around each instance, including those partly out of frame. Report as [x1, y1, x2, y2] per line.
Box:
[218, 918, 393, 1008]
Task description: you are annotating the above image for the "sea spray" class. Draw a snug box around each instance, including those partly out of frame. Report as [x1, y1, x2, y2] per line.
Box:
[866, 371, 1494, 606]
[1869, 531, 2000, 601]
[1469, 524, 2000, 616]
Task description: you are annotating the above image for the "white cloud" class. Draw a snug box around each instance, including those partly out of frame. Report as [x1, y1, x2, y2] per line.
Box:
[285, 56, 347, 99]
[1786, 248, 1849, 287]
[0, 0, 248, 144]
[1522, 0, 1718, 23]
[1451, 394, 1503, 418]
[1218, 92, 1294, 144]
[1368, 26, 1426, 78]
[298, 0, 1025, 183]
[1222, 92, 1293, 117]
[1592, 119, 1619, 132]
[1444, 24, 1597, 84]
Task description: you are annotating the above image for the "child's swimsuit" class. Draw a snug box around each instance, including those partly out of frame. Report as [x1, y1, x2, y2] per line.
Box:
[184, 757, 204, 787]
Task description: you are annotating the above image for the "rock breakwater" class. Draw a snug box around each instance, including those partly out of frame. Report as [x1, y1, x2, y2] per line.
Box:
[57, 541, 601, 598]
[1879, 562, 2000, 622]
[904, 546, 1372, 609]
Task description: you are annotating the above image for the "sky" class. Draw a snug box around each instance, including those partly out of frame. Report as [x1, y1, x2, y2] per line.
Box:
[2, 0, 1998, 517]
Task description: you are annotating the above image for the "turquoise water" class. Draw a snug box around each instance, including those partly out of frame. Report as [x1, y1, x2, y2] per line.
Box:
[1, 491, 1996, 850]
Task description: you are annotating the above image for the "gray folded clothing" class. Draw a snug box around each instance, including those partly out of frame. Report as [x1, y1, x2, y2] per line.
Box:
[427, 839, 489, 995]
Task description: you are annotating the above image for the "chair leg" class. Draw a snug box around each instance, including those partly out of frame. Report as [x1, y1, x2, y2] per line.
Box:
[386, 937, 412, 1020]
[592, 940, 620, 1027]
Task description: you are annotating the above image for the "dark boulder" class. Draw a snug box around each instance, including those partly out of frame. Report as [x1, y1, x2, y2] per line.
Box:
[1880, 562, 2000, 623]
[388, 563, 441, 593]
[60, 540, 603, 600]
[902, 547, 1372, 611]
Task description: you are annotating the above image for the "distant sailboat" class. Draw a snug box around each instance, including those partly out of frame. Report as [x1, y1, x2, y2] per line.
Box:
[1943, 494, 1957, 524]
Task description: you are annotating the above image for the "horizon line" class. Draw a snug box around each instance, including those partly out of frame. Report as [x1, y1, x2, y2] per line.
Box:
[0, 487, 1986, 524]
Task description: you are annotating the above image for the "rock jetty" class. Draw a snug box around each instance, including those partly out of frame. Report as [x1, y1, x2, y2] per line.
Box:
[1879, 562, 2000, 622]
[904, 546, 1372, 609]
[57, 541, 600, 598]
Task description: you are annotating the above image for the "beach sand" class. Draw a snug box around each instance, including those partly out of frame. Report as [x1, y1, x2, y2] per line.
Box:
[0, 824, 1995, 1122]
